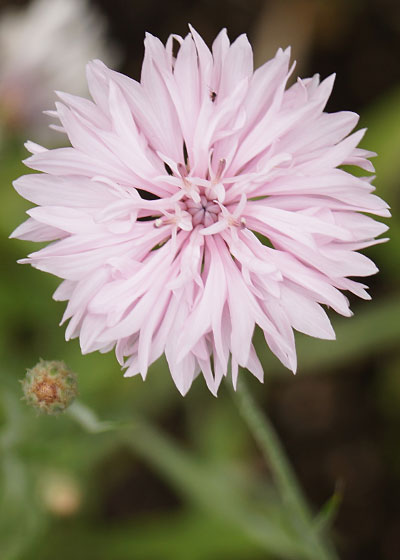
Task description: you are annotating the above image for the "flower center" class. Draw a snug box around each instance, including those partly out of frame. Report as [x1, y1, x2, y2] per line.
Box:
[184, 195, 220, 227]
[33, 378, 59, 403]
[152, 157, 247, 234]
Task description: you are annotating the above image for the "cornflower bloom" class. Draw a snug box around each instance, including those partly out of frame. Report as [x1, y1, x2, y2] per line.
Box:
[11, 27, 389, 395]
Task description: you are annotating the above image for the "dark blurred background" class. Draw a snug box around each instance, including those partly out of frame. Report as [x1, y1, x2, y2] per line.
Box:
[1, 1, 400, 559]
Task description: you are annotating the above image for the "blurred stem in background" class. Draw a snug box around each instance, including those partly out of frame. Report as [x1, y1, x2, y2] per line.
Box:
[69, 391, 338, 560]
[230, 376, 312, 522]
[229, 377, 339, 560]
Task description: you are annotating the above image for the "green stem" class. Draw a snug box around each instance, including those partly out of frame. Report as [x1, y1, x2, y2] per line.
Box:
[121, 420, 316, 560]
[67, 402, 313, 559]
[67, 400, 120, 433]
[229, 376, 338, 560]
[68, 395, 338, 560]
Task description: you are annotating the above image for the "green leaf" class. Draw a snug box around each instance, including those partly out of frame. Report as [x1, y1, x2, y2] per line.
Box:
[24, 511, 269, 560]
[313, 485, 343, 534]
[120, 420, 330, 560]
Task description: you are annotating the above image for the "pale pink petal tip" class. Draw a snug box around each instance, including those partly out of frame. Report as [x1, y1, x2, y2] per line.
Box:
[11, 26, 389, 395]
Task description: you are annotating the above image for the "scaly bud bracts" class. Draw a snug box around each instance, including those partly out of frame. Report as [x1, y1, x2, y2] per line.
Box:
[21, 360, 78, 415]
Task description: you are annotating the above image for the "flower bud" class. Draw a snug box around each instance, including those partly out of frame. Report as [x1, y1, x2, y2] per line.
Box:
[39, 471, 82, 517]
[21, 359, 78, 415]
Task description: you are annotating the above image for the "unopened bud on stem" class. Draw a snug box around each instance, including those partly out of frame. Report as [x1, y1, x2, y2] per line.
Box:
[21, 359, 78, 415]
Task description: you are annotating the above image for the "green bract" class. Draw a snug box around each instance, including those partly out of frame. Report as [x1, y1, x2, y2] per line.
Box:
[21, 360, 78, 415]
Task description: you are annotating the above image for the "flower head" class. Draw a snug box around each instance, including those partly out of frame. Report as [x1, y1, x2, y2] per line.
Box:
[0, 0, 117, 139]
[11, 27, 389, 395]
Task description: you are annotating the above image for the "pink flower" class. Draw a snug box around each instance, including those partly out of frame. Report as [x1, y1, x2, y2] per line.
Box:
[11, 27, 389, 395]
